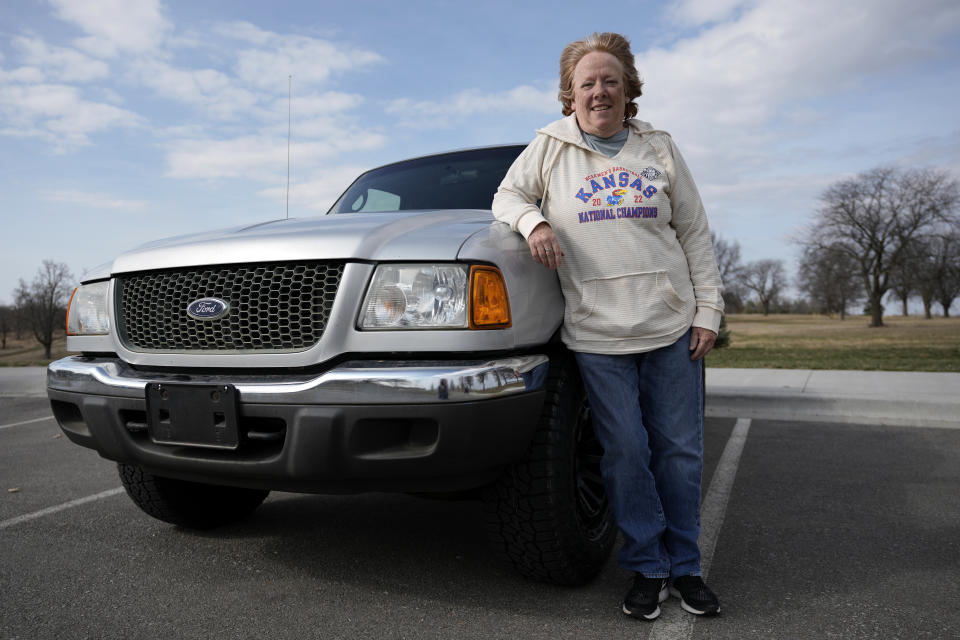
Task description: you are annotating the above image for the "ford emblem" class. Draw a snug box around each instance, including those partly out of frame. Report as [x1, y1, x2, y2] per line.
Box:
[186, 297, 230, 320]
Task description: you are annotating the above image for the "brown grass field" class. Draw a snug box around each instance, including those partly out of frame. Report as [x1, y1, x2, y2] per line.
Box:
[2, 314, 959, 371]
[0, 332, 70, 367]
[706, 314, 960, 371]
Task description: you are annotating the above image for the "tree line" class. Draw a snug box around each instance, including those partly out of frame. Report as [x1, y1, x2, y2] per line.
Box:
[715, 166, 960, 326]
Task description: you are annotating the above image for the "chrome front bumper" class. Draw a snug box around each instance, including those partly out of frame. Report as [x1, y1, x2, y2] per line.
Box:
[46, 354, 552, 492]
[46, 354, 551, 405]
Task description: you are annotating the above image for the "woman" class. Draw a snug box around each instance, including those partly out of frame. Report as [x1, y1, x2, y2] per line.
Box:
[492, 32, 724, 621]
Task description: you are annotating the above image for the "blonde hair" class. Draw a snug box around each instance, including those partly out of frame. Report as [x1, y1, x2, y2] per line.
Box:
[558, 32, 643, 120]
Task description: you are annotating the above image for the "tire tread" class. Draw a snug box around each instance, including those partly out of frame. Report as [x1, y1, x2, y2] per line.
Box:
[483, 352, 615, 585]
[118, 463, 269, 530]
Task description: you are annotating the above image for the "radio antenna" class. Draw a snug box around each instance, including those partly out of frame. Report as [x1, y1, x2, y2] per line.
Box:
[286, 74, 292, 219]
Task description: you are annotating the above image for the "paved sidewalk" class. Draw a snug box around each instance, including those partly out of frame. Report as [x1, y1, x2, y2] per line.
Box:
[706, 367, 960, 428]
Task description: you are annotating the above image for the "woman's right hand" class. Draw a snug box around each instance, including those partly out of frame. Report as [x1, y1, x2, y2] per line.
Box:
[527, 222, 564, 270]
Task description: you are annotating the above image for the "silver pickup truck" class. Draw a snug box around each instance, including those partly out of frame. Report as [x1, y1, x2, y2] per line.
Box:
[47, 145, 615, 585]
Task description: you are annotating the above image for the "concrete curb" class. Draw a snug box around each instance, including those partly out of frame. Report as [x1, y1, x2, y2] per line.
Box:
[705, 389, 960, 429]
[0, 367, 48, 398]
[706, 368, 960, 429]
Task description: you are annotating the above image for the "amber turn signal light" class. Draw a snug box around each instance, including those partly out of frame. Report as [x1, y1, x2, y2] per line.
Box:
[469, 266, 511, 329]
[65, 287, 78, 335]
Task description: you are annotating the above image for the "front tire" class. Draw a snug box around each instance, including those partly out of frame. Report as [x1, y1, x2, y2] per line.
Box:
[483, 352, 616, 585]
[118, 463, 269, 529]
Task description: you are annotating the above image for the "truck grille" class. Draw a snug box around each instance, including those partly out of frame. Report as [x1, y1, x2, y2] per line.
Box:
[116, 262, 344, 352]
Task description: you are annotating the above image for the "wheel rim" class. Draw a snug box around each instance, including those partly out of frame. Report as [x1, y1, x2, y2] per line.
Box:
[574, 395, 611, 541]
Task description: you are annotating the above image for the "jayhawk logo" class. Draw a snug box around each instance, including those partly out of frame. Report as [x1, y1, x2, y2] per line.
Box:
[605, 189, 627, 207]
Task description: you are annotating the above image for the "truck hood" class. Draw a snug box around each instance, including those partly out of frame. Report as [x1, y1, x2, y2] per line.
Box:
[110, 210, 493, 275]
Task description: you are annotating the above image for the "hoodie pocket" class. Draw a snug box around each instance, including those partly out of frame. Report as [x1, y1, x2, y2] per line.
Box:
[572, 271, 689, 341]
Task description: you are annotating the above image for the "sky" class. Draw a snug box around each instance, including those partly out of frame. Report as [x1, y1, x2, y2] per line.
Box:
[2, 0, 960, 305]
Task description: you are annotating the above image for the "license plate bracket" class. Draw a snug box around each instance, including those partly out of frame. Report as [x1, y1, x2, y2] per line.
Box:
[146, 383, 240, 450]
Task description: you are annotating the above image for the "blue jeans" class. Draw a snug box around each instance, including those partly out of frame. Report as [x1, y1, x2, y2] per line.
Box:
[574, 330, 703, 578]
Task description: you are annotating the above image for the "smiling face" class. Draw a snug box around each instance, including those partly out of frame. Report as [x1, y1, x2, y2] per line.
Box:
[571, 51, 627, 138]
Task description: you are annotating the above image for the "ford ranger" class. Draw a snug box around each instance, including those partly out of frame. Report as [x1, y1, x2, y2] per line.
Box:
[46, 145, 615, 585]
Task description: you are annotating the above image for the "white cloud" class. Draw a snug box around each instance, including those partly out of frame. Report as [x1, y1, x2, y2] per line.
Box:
[122, 23, 380, 124]
[0, 65, 46, 84]
[253, 92, 368, 139]
[41, 189, 148, 210]
[212, 21, 273, 46]
[160, 88, 380, 181]
[155, 123, 207, 138]
[672, 0, 752, 26]
[387, 85, 557, 128]
[212, 21, 383, 91]
[130, 58, 260, 120]
[97, 87, 127, 105]
[49, 0, 172, 57]
[636, 0, 960, 173]
[0, 83, 143, 151]
[163, 132, 385, 181]
[604, 0, 960, 267]
[258, 164, 373, 212]
[164, 136, 289, 180]
[13, 36, 109, 82]
[281, 92, 364, 117]
[3, 7, 385, 170]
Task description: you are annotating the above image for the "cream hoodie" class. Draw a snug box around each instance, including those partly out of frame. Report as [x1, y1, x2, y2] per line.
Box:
[492, 114, 724, 354]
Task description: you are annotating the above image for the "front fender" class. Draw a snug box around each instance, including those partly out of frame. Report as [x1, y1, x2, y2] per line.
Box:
[458, 222, 564, 348]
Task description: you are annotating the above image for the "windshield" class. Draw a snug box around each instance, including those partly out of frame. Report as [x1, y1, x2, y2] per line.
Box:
[328, 145, 525, 214]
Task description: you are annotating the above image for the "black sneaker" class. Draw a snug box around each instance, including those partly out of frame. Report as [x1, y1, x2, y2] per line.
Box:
[622, 574, 668, 621]
[669, 575, 721, 616]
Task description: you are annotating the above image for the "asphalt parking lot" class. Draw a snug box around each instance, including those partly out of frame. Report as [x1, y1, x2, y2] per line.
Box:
[2, 369, 958, 639]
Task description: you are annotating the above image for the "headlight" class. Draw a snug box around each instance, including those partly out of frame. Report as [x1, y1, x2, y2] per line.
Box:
[66, 281, 111, 335]
[360, 264, 468, 329]
[359, 264, 512, 330]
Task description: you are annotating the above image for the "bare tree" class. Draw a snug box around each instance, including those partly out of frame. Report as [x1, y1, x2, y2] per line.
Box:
[909, 228, 960, 318]
[0, 305, 11, 349]
[12, 290, 26, 340]
[933, 230, 960, 317]
[13, 281, 30, 339]
[802, 167, 959, 327]
[796, 244, 863, 319]
[711, 232, 745, 312]
[888, 241, 922, 316]
[16, 261, 75, 359]
[914, 243, 939, 319]
[741, 259, 786, 315]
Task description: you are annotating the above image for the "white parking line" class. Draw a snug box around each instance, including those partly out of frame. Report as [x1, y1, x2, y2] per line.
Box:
[0, 487, 125, 530]
[649, 417, 752, 638]
[699, 417, 752, 575]
[0, 415, 54, 431]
